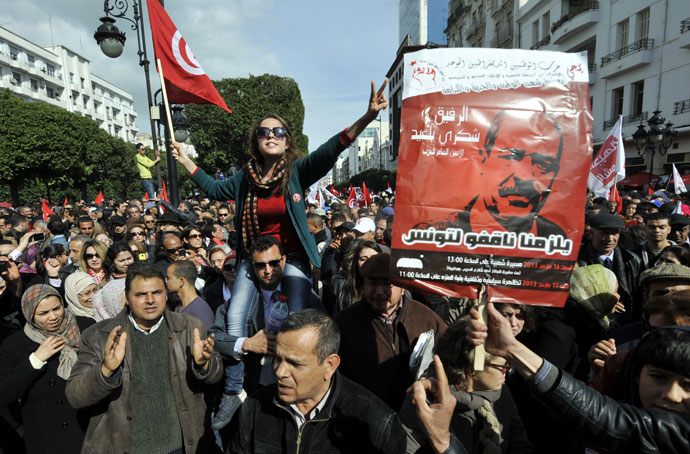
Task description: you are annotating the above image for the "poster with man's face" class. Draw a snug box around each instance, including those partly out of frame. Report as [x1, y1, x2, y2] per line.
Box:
[390, 48, 592, 307]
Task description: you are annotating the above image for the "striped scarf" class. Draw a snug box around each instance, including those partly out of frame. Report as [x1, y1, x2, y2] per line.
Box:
[241, 157, 287, 254]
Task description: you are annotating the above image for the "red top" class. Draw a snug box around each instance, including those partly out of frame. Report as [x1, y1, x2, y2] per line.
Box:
[258, 189, 300, 253]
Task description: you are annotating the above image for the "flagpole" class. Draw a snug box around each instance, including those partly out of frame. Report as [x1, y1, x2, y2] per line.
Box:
[156, 58, 179, 206]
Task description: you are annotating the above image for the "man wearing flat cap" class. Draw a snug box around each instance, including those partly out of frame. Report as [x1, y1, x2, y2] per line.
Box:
[578, 213, 643, 322]
[335, 253, 446, 411]
[669, 214, 690, 245]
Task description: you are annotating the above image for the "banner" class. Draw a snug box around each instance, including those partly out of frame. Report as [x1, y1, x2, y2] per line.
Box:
[672, 163, 687, 195]
[390, 48, 592, 307]
[588, 115, 624, 198]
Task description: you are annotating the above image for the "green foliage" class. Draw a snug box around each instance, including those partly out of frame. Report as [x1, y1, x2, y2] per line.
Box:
[337, 168, 397, 194]
[185, 74, 308, 173]
[0, 90, 144, 204]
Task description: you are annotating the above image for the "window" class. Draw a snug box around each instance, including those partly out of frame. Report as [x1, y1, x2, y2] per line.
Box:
[27, 55, 35, 66]
[47, 87, 55, 99]
[618, 19, 629, 48]
[612, 87, 624, 118]
[631, 80, 644, 115]
[542, 11, 550, 38]
[80, 77, 85, 89]
[532, 19, 540, 44]
[30, 79, 38, 92]
[46, 64, 55, 77]
[69, 72, 74, 83]
[11, 72, 20, 85]
[638, 8, 650, 40]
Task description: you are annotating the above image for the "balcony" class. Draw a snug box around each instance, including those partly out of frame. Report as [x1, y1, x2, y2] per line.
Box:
[674, 99, 690, 115]
[680, 18, 690, 49]
[600, 39, 654, 79]
[552, 1, 599, 44]
[602, 111, 647, 130]
[530, 34, 550, 50]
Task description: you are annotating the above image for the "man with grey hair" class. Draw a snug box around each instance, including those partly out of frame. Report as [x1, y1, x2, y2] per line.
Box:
[229, 309, 405, 453]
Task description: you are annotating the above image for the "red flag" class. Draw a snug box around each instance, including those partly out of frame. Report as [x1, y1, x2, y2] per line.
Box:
[94, 191, 104, 205]
[609, 185, 622, 214]
[347, 187, 357, 209]
[348, 184, 353, 194]
[329, 185, 340, 197]
[161, 180, 169, 202]
[144, 192, 150, 201]
[648, 186, 655, 195]
[63, 197, 68, 208]
[147, 0, 231, 113]
[362, 182, 372, 207]
[42, 200, 55, 221]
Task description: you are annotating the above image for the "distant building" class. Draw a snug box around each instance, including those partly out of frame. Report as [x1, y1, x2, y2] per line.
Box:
[399, 0, 449, 46]
[0, 25, 138, 143]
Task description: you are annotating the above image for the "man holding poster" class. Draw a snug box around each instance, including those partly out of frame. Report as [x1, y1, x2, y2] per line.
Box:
[391, 47, 592, 306]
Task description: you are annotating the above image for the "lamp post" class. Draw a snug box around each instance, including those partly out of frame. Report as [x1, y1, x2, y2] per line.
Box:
[93, 0, 163, 195]
[632, 110, 677, 188]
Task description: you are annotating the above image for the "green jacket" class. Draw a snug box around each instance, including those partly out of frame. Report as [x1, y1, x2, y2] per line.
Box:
[191, 133, 346, 267]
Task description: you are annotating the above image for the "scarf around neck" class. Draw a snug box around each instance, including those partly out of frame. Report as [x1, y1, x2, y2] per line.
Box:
[241, 157, 287, 254]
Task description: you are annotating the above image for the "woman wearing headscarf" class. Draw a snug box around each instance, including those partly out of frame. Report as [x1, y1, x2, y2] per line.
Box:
[64, 272, 98, 321]
[91, 278, 126, 322]
[0, 284, 92, 453]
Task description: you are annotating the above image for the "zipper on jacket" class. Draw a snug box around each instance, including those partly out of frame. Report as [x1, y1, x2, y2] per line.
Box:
[374, 319, 396, 354]
[273, 401, 328, 453]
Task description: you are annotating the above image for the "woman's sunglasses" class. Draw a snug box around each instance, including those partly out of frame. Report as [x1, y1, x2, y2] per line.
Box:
[256, 127, 287, 140]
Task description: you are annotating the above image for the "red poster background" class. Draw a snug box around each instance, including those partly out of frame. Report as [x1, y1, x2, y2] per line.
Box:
[391, 84, 592, 307]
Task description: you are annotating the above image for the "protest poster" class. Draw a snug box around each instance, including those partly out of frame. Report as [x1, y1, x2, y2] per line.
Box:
[390, 48, 592, 307]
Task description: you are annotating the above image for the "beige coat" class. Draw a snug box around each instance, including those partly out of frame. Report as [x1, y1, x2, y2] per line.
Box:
[66, 308, 223, 453]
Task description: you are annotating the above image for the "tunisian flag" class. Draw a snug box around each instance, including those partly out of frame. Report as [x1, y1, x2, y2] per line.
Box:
[361, 182, 373, 207]
[94, 191, 105, 205]
[147, 0, 231, 113]
[42, 200, 55, 220]
[346, 187, 357, 209]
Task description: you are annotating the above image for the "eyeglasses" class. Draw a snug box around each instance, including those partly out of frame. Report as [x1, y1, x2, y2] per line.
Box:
[252, 258, 282, 269]
[78, 287, 97, 298]
[84, 253, 99, 260]
[256, 127, 287, 140]
[218, 212, 229, 217]
[223, 264, 236, 272]
[131, 231, 145, 237]
[166, 247, 185, 256]
[487, 363, 512, 373]
[189, 233, 203, 239]
[144, 220, 156, 224]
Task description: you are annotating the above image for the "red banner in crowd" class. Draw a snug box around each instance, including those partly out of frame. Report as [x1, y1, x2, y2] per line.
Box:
[94, 191, 105, 205]
[42, 200, 54, 220]
[390, 48, 593, 307]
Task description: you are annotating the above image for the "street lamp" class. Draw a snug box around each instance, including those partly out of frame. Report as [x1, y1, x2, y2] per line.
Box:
[633, 110, 677, 187]
[93, 0, 163, 196]
[171, 105, 191, 143]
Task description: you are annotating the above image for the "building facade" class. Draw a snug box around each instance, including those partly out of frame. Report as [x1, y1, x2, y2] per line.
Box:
[0, 26, 138, 143]
[400, 0, 449, 46]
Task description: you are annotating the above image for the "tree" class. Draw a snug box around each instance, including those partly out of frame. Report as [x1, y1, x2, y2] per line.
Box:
[0, 90, 145, 204]
[339, 168, 397, 194]
[185, 74, 309, 174]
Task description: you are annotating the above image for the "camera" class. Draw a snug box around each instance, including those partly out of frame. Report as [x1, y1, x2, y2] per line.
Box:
[33, 232, 45, 242]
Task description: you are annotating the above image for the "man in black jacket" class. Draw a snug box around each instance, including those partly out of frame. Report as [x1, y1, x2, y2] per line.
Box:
[228, 309, 405, 454]
[578, 213, 643, 322]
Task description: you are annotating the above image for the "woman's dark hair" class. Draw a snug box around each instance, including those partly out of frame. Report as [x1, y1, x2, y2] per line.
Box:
[181, 225, 203, 244]
[124, 223, 146, 242]
[659, 245, 690, 267]
[104, 241, 133, 276]
[623, 327, 690, 407]
[493, 302, 536, 333]
[35, 243, 67, 275]
[247, 113, 304, 195]
[337, 240, 382, 313]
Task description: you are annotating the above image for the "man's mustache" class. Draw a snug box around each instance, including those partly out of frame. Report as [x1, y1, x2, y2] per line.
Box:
[497, 180, 546, 207]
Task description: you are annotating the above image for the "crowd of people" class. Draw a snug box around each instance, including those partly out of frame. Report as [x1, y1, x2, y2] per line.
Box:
[0, 82, 689, 454]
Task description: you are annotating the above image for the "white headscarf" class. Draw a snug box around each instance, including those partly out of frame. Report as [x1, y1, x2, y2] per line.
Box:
[64, 272, 98, 319]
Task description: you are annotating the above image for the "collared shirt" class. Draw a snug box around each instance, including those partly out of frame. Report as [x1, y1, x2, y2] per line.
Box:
[286, 384, 333, 430]
[234, 285, 282, 355]
[598, 251, 615, 269]
[378, 298, 404, 325]
[128, 312, 165, 335]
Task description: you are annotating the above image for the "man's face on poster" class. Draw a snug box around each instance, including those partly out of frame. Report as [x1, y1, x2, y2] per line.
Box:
[480, 111, 563, 225]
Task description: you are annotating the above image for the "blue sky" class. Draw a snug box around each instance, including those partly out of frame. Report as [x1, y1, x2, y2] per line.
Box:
[1, 0, 399, 152]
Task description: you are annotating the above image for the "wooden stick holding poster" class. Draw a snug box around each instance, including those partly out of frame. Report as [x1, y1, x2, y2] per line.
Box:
[389, 48, 593, 363]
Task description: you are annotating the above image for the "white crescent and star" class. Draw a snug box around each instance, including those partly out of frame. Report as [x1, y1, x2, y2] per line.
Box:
[171, 30, 206, 76]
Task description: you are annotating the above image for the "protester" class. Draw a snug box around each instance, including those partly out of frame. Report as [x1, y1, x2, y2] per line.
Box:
[79, 240, 108, 285]
[0, 285, 92, 453]
[334, 239, 382, 314]
[64, 272, 99, 321]
[228, 309, 406, 453]
[166, 260, 214, 329]
[103, 242, 135, 281]
[65, 262, 222, 453]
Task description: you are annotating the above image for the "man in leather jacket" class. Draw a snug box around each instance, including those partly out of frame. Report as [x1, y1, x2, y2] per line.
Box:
[228, 309, 406, 454]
